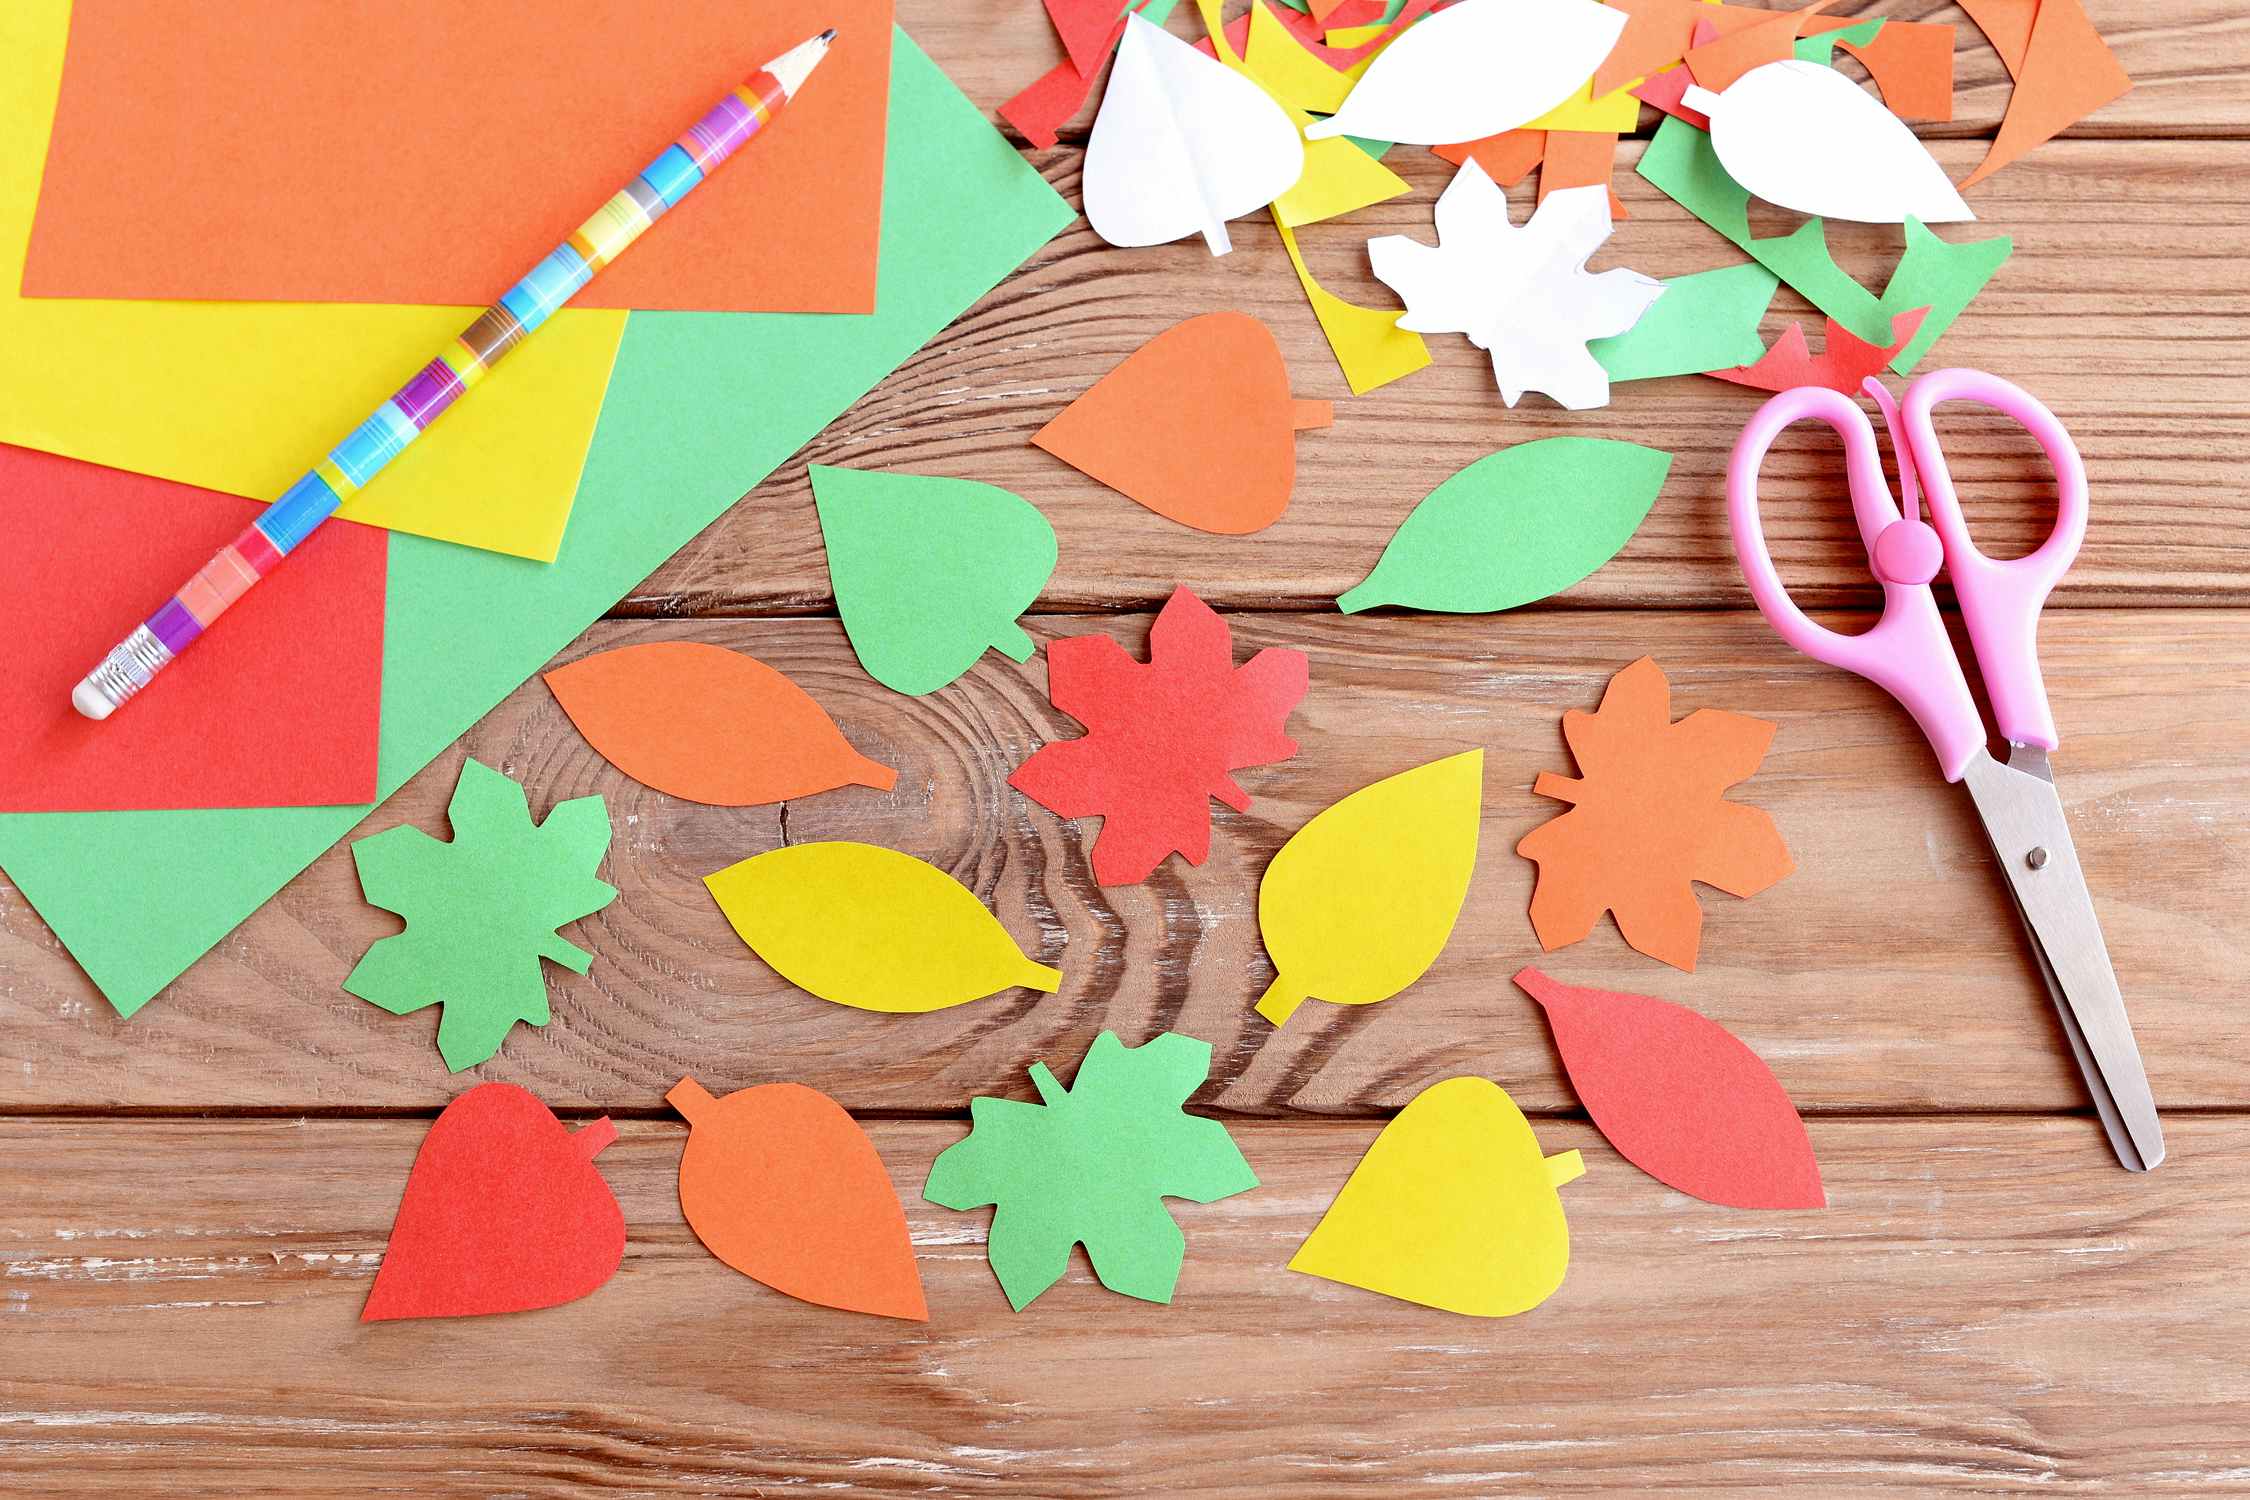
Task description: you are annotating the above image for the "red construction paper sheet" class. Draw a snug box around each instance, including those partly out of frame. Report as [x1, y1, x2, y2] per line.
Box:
[0, 444, 387, 813]
[22, 0, 894, 313]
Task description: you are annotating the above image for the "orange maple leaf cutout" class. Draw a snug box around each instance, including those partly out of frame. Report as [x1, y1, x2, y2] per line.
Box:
[1517, 657, 1792, 971]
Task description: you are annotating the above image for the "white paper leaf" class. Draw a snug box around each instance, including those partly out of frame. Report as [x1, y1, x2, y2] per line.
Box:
[1083, 14, 1306, 256]
[1369, 166, 1662, 410]
[1683, 60, 1974, 224]
[1304, 0, 1627, 147]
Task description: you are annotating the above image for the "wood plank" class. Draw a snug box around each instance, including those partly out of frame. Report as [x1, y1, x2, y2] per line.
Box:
[1, 1114, 2243, 1495]
[6, 610, 2242, 1116]
[625, 139, 2250, 616]
[909, 0, 2247, 146]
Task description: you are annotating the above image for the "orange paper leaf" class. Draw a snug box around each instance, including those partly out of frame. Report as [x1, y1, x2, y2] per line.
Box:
[1516, 657, 1792, 971]
[544, 641, 896, 807]
[667, 1077, 929, 1321]
[1032, 312, 1331, 535]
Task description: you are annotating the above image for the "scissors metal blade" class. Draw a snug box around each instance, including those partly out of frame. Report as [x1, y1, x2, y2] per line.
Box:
[1962, 746, 2165, 1171]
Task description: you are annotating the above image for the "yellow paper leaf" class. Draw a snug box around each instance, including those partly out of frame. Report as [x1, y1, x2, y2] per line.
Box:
[1289, 1076, 1584, 1317]
[1254, 749, 1482, 1025]
[704, 842, 1061, 1013]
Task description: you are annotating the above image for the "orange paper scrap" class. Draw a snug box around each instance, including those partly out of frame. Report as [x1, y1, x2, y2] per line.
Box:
[1433, 130, 1549, 189]
[1681, 0, 1839, 92]
[1957, 0, 2131, 188]
[1601, 0, 1954, 121]
[1538, 130, 1627, 220]
[23, 0, 893, 312]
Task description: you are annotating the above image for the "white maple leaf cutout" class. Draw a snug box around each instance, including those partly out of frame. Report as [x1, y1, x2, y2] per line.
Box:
[1368, 162, 1664, 410]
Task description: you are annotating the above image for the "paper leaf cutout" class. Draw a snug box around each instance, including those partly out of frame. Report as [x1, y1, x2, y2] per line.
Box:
[1032, 312, 1331, 535]
[704, 841, 1061, 1013]
[1515, 967, 1825, 1209]
[1338, 439, 1672, 614]
[543, 641, 896, 807]
[1277, 213, 1430, 396]
[346, 759, 617, 1072]
[1684, 61, 1973, 225]
[1958, 0, 2130, 189]
[1369, 165, 1662, 410]
[1011, 587, 1307, 886]
[363, 1083, 624, 1322]
[1517, 658, 1792, 971]
[1305, 0, 1627, 146]
[1709, 307, 1930, 394]
[1290, 1077, 1584, 1317]
[923, 1031, 1258, 1309]
[667, 1077, 928, 1320]
[1588, 263, 1780, 383]
[1084, 14, 1305, 255]
[810, 466, 1058, 697]
[1256, 750, 1482, 1026]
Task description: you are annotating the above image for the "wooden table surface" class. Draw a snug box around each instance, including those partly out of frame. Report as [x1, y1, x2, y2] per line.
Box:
[4, 2, 2247, 1494]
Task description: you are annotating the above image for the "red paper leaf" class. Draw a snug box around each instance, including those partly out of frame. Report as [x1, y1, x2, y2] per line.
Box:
[363, 1083, 625, 1321]
[1515, 967, 1824, 1209]
[1010, 586, 1307, 886]
[1708, 308, 1930, 395]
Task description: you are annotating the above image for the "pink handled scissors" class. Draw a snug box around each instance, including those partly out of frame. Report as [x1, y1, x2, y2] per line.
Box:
[1728, 368, 2162, 1171]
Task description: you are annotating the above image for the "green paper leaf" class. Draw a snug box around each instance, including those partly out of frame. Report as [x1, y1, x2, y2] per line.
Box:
[1592, 263, 1779, 382]
[1638, 114, 2012, 375]
[811, 466, 1058, 696]
[923, 1031, 1258, 1309]
[1338, 438, 1672, 614]
[345, 758, 616, 1072]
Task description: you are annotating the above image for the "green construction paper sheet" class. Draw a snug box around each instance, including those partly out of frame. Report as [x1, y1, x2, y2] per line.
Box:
[1338, 438, 1673, 614]
[346, 758, 617, 1072]
[1638, 114, 2011, 375]
[1590, 263, 1779, 382]
[0, 30, 1076, 1017]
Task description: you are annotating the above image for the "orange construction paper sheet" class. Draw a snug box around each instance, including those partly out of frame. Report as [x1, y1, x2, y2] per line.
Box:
[22, 0, 894, 313]
[1957, 0, 2130, 188]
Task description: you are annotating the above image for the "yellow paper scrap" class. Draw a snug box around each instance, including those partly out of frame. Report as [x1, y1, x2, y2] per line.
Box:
[1247, 0, 1375, 115]
[1275, 214, 1431, 396]
[1526, 75, 1645, 133]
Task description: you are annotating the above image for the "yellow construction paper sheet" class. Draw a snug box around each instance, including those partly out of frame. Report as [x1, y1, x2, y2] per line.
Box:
[0, 0, 623, 562]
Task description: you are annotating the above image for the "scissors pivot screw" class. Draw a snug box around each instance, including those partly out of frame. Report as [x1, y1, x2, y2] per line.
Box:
[2027, 846, 2050, 870]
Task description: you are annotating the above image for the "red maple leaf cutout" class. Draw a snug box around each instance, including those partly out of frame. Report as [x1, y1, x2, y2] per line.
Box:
[1010, 586, 1308, 886]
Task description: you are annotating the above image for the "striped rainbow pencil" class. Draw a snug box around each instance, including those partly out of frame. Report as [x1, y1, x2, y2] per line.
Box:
[73, 29, 837, 719]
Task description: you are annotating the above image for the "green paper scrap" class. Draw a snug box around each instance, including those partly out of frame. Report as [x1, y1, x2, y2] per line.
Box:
[0, 31, 1077, 1017]
[1638, 115, 2011, 375]
[810, 466, 1058, 696]
[1348, 136, 1394, 159]
[1338, 438, 1673, 614]
[1795, 16, 1884, 67]
[346, 759, 615, 1072]
[1591, 263, 1779, 382]
[923, 1030, 1258, 1310]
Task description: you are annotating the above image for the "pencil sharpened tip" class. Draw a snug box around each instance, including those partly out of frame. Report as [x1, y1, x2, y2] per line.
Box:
[819, 27, 837, 42]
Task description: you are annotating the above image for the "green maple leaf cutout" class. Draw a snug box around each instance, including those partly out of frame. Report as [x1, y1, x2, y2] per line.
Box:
[924, 1031, 1258, 1309]
[345, 758, 617, 1072]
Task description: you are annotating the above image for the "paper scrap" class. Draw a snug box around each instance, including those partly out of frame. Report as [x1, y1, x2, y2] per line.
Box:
[1522, 76, 1645, 135]
[668, 1077, 928, 1320]
[704, 841, 1061, 1012]
[1338, 439, 1672, 614]
[1033, 312, 1330, 534]
[544, 641, 896, 807]
[1709, 307, 1929, 394]
[0, 30, 1077, 1019]
[1796, 17, 1955, 123]
[1048, 0, 1144, 79]
[1276, 213, 1432, 395]
[1085, 14, 1304, 254]
[1516, 967, 1825, 1208]
[1679, 0, 1838, 92]
[1370, 164, 1662, 409]
[0, 446, 386, 814]
[1432, 130, 1548, 189]
[924, 1031, 1257, 1309]
[363, 1083, 625, 1322]
[1684, 61, 1973, 224]
[345, 759, 618, 1072]
[1958, 0, 2132, 188]
[1537, 129, 1625, 219]
[1306, 0, 1627, 145]
[1289, 1077, 1583, 1317]
[1004, 0, 1182, 148]
[1256, 750, 1482, 1025]
[1517, 657, 1792, 972]
[1589, 262, 1779, 382]
[810, 466, 1058, 697]
[1244, 0, 1373, 114]
[24, 0, 894, 313]
[1011, 586, 1307, 886]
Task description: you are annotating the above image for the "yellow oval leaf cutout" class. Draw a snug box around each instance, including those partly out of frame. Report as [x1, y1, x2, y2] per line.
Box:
[1290, 1077, 1584, 1318]
[705, 842, 1061, 1013]
[1254, 750, 1482, 1026]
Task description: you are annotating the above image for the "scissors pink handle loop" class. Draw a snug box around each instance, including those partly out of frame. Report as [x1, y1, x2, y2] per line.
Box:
[1727, 386, 1987, 782]
[1898, 368, 2085, 750]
